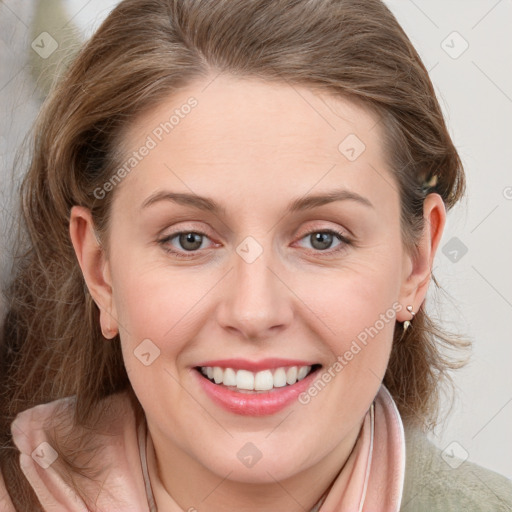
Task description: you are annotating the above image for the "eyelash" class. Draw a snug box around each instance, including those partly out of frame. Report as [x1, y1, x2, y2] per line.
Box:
[158, 228, 352, 259]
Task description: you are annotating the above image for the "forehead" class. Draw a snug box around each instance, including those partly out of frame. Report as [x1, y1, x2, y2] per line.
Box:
[123, 74, 382, 155]
[113, 74, 397, 215]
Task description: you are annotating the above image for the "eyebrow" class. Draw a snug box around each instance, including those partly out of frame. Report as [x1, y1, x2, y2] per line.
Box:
[141, 188, 374, 215]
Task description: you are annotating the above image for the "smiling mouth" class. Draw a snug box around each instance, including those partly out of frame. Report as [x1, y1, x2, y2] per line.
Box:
[195, 364, 322, 393]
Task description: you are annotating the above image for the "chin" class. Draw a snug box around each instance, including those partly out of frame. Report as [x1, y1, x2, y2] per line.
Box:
[194, 440, 314, 484]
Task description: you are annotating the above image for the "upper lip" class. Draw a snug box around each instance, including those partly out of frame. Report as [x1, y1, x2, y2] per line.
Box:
[194, 358, 319, 372]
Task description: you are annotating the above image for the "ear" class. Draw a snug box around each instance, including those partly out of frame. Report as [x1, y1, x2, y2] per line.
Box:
[69, 205, 118, 338]
[397, 193, 446, 322]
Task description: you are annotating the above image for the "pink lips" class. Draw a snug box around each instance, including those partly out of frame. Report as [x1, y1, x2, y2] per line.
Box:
[193, 359, 320, 416]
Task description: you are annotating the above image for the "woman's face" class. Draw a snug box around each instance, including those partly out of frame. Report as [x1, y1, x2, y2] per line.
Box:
[85, 75, 429, 483]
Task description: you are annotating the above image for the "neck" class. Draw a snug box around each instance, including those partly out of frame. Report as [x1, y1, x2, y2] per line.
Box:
[145, 416, 365, 512]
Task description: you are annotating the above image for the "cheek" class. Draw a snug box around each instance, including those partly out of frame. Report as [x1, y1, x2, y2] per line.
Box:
[111, 247, 201, 336]
[111, 260, 206, 414]
[110, 252, 222, 380]
[294, 253, 402, 381]
[293, 268, 400, 421]
[301, 256, 401, 334]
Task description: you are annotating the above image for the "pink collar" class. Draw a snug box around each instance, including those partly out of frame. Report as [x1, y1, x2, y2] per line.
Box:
[11, 385, 405, 511]
[321, 384, 406, 511]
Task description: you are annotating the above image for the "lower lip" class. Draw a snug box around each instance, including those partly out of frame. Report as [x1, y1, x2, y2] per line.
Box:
[193, 367, 321, 416]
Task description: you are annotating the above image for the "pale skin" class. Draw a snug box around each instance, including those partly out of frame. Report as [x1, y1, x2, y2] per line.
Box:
[70, 74, 446, 512]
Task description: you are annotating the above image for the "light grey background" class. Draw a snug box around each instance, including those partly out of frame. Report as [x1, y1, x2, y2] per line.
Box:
[1, 0, 511, 480]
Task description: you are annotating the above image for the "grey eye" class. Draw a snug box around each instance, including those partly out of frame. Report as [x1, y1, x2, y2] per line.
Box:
[176, 232, 204, 251]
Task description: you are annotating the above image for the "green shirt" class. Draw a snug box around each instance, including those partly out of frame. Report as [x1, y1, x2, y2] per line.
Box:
[401, 425, 512, 511]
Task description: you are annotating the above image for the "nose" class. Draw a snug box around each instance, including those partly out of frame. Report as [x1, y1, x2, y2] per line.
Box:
[216, 238, 293, 341]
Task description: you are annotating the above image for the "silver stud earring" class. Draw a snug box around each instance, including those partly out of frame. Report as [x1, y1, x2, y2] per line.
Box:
[403, 305, 415, 332]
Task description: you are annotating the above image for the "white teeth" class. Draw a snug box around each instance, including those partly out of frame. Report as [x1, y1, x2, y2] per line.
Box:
[213, 366, 223, 384]
[223, 367, 236, 386]
[200, 365, 314, 391]
[297, 366, 309, 381]
[254, 370, 274, 391]
[236, 370, 254, 390]
[273, 368, 287, 388]
[286, 366, 298, 385]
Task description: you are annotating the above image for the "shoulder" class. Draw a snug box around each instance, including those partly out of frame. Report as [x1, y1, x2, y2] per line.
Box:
[10, 391, 138, 463]
[7, 390, 147, 511]
[12, 391, 135, 430]
[400, 424, 512, 512]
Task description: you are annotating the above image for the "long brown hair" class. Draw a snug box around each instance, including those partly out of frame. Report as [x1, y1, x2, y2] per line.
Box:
[0, 0, 468, 508]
